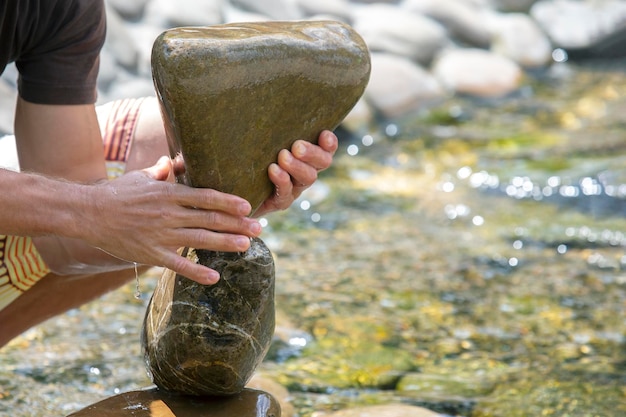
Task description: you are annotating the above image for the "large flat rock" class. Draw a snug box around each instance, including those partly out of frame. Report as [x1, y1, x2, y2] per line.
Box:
[152, 20, 370, 213]
[67, 388, 280, 417]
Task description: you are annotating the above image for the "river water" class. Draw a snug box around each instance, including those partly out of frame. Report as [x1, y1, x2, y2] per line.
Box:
[1, 60, 625, 416]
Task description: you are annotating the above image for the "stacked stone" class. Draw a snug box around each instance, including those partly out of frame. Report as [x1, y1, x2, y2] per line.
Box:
[1, 0, 625, 135]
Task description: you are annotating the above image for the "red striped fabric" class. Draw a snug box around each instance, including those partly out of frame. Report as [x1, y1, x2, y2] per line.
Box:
[102, 97, 146, 163]
[0, 235, 50, 310]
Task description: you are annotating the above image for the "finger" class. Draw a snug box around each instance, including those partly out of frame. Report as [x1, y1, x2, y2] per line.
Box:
[291, 140, 334, 172]
[318, 130, 339, 154]
[173, 208, 262, 236]
[172, 153, 186, 177]
[172, 228, 253, 253]
[168, 184, 252, 216]
[277, 149, 318, 188]
[268, 163, 295, 208]
[162, 250, 221, 285]
[142, 156, 173, 182]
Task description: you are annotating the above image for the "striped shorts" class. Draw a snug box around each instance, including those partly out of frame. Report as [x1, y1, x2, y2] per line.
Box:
[0, 97, 146, 311]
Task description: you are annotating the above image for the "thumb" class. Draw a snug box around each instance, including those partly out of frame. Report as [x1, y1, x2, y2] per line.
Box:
[143, 156, 172, 181]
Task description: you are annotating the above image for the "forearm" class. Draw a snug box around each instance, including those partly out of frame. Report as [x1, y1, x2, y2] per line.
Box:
[32, 235, 135, 275]
[0, 168, 89, 238]
[0, 167, 157, 275]
[0, 168, 127, 275]
[10, 98, 128, 274]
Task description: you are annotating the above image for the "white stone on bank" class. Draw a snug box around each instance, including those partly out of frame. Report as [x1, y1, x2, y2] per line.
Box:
[402, 0, 492, 48]
[295, 0, 353, 22]
[144, 0, 224, 28]
[103, 3, 140, 71]
[2, 0, 626, 136]
[366, 53, 445, 119]
[530, 0, 626, 49]
[432, 48, 523, 98]
[230, 0, 303, 20]
[487, 12, 553, 67]
[352, 4, 449, 66]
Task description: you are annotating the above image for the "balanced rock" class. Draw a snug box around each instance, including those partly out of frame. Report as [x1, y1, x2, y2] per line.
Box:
[142, 20, 369, 399]
[67, 387, 280, 417]
[142, 238, 275, 396]
[151, 20, 370, 213]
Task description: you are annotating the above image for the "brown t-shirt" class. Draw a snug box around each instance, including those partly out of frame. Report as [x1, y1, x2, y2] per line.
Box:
[0, 0, 106, 105]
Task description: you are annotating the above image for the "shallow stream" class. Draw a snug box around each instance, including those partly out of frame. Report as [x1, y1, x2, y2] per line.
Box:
[1, 60, 625, 416]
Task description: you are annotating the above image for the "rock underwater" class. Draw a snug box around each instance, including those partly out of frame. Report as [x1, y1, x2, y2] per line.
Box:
[140, 18, 370, 405]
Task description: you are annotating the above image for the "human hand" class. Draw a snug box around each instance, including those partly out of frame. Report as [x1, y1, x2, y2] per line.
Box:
[82, 156, 261, 284]
[254, 130, 338, 217]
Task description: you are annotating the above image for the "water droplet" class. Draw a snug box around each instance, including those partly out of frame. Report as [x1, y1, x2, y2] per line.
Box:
[361, 134, 374, 146]
[441, 181, 455, 192]
[300, 200, 311, 210]
[548, 176, 561, 188]
[288, 337, 308, 347]
[457, 166, 472, 179]
[472, 215, 484, 226]
[385, 123, 398, 136]
[133, 262, 141, 300]
[552, 48, 568, 63]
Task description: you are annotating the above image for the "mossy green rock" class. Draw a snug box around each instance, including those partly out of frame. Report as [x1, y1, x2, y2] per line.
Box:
[67, 387, 280, 417]
[142, 238, 275, 396]
[151, 20, 371, 213]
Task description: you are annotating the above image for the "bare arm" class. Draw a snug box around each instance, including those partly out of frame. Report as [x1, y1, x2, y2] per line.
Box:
[5, 97, 337, 284]
[14, 98, 106, 180]
[1, 98, 106, 236]
[7, 97, 259, 284]
[0, 167, 94, 237]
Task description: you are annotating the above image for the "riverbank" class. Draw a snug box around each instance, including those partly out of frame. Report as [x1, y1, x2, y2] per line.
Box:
[2, 0, 626, 135]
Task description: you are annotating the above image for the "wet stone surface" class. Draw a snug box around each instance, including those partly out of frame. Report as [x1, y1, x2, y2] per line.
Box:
[152, 20, 371, 213]
[142, 238, 275, 396]
[67, 387, 280, 417]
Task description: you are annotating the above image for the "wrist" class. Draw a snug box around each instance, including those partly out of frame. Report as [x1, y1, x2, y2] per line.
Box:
[19, 172, 94, 240]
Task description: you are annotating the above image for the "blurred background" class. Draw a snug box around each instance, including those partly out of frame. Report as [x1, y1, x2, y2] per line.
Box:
[1, 1, 626, 416]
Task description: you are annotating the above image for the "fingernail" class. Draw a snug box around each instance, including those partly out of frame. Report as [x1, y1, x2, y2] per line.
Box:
[294, 142, 306, 157]
[250, 221, 262, 235]
[283, 151, 293, 163]
[205, 270, 220, 285]
[237, 236, 251, 250]
[239, 201, 252, 214]
[269, 163, 281, 175]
